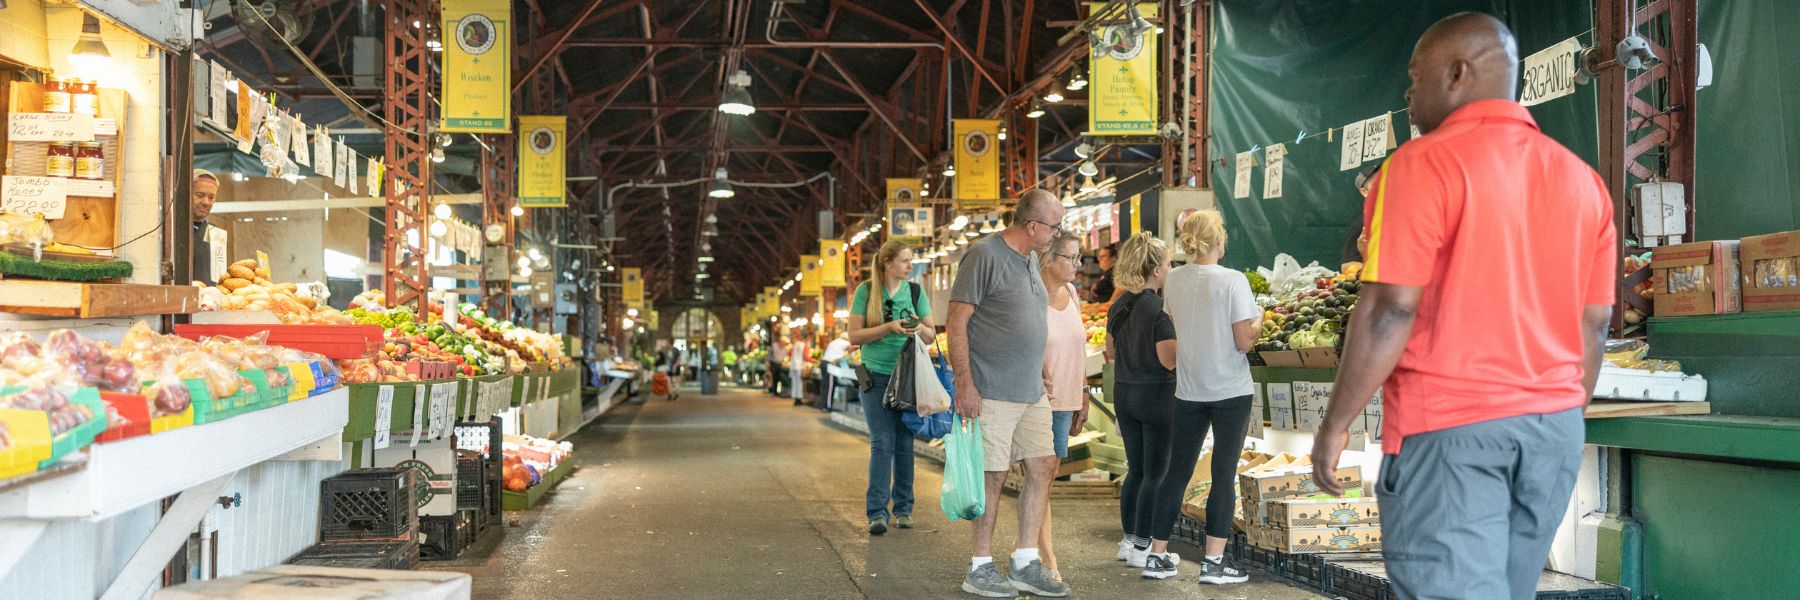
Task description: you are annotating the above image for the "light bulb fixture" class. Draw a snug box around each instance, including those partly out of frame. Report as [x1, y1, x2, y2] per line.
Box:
[435, 133, 452, 148]
[520, 265, 533, 277]
[1043, 83, 1065, 103]
[698, 256, 714, 263]
[627, 307, 640, 317]
[708, 167, 735, 198]
[433, 204, 451, 219]
[429, 220, 448, 237]
[955, 237, 969, 246]
[70, 13, 112, 72]
[1126, 4, 1155, 37]
[920, 189, 930, 197]
[534, 255, 550, 270]
[527, 247, 542, 260]
[948, 215, 969, 231]
[430, 147, 445, 163]
[718, 69, 756, 115]
[510, 204, 525, 217]
[1074, 141, 1094, 159]
[1026, 102, 1045, 119]
[705, 213, 718, 224]
[942, 163, 956, 177]
[979, 219, 998, 234]
[997, 126, 1008, 141]
[1067, 67, 1088, 91]
[1078, 160, 1100, 178]
[517, 256, 531, 269]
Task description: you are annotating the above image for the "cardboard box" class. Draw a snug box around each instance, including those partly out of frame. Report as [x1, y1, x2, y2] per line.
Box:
[1240, 465, 1362, 505]
[1297, 347, 1340, 368]
[153, 565, 471, 599]
[1260, 350, 1304, 368]
[1739, 230, 1800, 312]
[1267, 494, 1381, 528]
[1265, 525, 1383, 554]
[1651, 240, 1741, 316]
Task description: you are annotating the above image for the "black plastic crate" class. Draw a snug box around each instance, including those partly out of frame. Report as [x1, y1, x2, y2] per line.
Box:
[319, 468, 418, 542]
[419, 511, 475, 561]
[286, 540, 419, 571]
[457, 419, 504, 526]
[1282, 552, 1329, 588]
[1324, 561, 1395, 600]
[455, 449, 486, 511]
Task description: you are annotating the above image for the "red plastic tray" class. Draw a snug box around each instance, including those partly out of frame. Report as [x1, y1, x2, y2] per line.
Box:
[172, 324, 383, 359]
[95, 392, 150, 444]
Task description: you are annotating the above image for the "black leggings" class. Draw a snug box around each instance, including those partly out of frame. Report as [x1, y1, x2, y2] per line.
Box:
[1118, 386, 1254, 542]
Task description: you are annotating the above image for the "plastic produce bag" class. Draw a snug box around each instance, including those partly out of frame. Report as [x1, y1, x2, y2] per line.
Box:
[901, 410, 952, 439]
[911, 334, 951, 416]
[1257, 252, 1338, 297]
[881, 337, 918, 412]
[940, 416, 987, 521]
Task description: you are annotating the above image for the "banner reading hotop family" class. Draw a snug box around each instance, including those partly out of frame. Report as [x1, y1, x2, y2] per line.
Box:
[1088, 2, 1159, 136]
[440, 0, 511, 132]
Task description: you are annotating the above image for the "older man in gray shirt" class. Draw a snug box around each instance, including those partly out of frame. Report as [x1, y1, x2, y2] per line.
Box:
[947, 189, 1070, 598]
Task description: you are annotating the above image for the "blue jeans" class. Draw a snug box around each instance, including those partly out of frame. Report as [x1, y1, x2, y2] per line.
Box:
[859, 371, 914, 522]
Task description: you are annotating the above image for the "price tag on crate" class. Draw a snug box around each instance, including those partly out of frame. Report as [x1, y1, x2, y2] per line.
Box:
[374, 385, 394, 450]
[428, 382, 454, 439]
[410, 385, 426, 448]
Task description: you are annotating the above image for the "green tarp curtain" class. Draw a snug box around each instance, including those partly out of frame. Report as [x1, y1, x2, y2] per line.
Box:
[1695, 0, 1800, 239]
[1208, 0, 1595, 271]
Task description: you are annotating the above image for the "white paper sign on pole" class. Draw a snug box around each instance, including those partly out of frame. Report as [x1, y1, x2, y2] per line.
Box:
[374, 386, 394, 450]
[206, 226, 228, 282]
[208, 61, 230, 128]
[0, 176, 69, 219]
[291, 114, 311, 166]
[1521, 37, 1581, 107]
[1361, 114, 1392, 163]
[1340, 121, 1366, 171]
[1262, 144, 1286, 199]
[1232, 151, 1254, 199]
[8, 113, 96, 142]
[410, 385, 426, 448]
[347, 152, 360, 194]
[333, 139, 350, 188]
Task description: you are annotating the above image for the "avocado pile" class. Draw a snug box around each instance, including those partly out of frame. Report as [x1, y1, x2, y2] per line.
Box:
[1255, 278, 1361, 352]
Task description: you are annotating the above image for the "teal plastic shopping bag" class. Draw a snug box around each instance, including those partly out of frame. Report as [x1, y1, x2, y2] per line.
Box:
[940, 415, 987, 521]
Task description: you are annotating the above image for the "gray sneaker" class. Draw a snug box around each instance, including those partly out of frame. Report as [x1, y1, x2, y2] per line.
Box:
[1196, 556, 1249, 585]
[961, 562, 1015, 598]
[1009, 560, 1071, 597]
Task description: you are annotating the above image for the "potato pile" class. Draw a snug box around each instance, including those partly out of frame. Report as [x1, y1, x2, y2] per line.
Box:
[211, 257, 349, 324]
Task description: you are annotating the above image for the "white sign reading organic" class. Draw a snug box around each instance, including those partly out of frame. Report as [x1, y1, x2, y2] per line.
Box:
[0, 176, 68, 219]
[9, 113, 95, 142]
[1521, 37, 1581, 107]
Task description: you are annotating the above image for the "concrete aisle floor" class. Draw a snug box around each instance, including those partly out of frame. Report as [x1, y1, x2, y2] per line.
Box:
[440, 387, 1326, 600]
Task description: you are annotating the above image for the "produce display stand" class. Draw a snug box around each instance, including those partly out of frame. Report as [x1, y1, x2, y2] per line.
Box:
[499, 455, 574, 511]
[0, 389, 348, 600]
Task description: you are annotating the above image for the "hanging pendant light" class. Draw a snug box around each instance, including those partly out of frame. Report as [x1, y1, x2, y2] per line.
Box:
[707, 167, 735, 199]
[1078, 160, 1099, 177]
[1067, 66, 1088, 91]
[1026, 102, 1046, 119]
[718, 70, 756, 116]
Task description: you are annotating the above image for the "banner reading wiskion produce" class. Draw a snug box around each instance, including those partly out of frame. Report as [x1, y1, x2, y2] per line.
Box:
[440, 0, 511, 132]
[800, 255, 822, 297]
[621, 267, 644, 308]
[952, 120, 1001, 209]
[820, 240, 846, 288]
[517, 115, 566, 207]
[1088, 2, 1159, 136]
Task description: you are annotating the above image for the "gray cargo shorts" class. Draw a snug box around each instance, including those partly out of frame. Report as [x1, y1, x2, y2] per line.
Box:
[1377, 407, 1584, 600]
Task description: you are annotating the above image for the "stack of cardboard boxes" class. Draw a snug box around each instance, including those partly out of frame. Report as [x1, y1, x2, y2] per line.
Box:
[1236, 459, 1382, 554]
[1650, 229, 1800, 316]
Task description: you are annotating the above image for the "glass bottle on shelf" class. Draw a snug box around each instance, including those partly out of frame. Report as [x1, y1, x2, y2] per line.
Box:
[70, 79, 97, 117]
[75, 142, 105, 180]
[46, 142, 75, 177]
[43, 78, 70, 113]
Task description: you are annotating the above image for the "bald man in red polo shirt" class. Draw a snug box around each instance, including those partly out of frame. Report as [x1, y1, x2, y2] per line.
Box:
[1311, 13, 1617, 600]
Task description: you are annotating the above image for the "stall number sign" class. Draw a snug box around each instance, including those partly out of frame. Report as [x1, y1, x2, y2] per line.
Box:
[1521, 38, 1580, 107]
[9, 113, 95, 142]
[1, 176, 68, 219]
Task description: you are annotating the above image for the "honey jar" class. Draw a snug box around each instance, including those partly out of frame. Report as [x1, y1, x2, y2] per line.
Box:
[74, 142, 104, 180]
[46, 142, 75, 178]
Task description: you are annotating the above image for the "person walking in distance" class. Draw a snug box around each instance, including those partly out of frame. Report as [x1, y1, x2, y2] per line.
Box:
[847, 239, 936, 536]
[768, 335, 788, 397]
[1311, 13, 1617, 600]
[1036, 231, 1090, 580]
[1102, 233, 1182, 578]
[1160, 211, 1259, 584]
[947, 189, 1069, 598]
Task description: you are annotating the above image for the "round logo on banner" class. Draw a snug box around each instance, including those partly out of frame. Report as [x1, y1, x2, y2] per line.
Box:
[1101, 24, 1146, 61]
[456, 14, 497, 55]
[528, 128, 557, 155]
[962, 129, 991, 157]
[894, 187, 916, 202]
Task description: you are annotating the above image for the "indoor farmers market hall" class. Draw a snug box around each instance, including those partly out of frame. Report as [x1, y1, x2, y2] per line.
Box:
[0, 1, 1793, 600]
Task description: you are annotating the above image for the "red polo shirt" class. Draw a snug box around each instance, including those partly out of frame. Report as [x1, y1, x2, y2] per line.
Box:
[1362, 100, 1616, 454]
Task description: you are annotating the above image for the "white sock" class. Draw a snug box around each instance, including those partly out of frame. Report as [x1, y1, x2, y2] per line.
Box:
[1011, 548, 1041, 571]
[971, 556, 993, 571]
[1205, 554, 1224, 563]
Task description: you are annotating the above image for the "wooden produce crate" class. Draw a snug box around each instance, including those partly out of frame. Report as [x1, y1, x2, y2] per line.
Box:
[173, 324, 381, 360]
[0, 280, 198, 317]
[1002, 462, 1121, 499]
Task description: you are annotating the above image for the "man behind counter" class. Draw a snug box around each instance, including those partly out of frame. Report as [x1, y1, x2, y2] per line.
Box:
[190, 169, 220, 283]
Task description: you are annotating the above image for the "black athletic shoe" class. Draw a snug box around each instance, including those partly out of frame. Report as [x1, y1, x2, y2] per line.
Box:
[868, 519, 887, 535]
[1142, 553, 1178, 580]
[1196, 556, 1249, 584]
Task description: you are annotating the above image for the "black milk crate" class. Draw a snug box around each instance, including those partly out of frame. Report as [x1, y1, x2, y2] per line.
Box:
[286, 540, 419, 571]
[455, 449, 486, 511]
[320, 468, 418, 543]
[1324, 560, 1395, 600]
[419, 513, 471, 561]
[1281, 552, 1329, 588]
[457, 419, 504, 526]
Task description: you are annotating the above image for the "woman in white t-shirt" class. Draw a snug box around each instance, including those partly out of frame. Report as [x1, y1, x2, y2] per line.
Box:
[1159, 210, 1258, 585]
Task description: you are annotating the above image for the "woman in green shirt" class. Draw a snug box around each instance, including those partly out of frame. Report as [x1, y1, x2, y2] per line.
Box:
[848, 239, 936, 535]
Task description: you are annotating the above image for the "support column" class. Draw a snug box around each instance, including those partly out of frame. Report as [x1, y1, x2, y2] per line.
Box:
[382, 0, 434, 317]
[481, 136, 516, 318]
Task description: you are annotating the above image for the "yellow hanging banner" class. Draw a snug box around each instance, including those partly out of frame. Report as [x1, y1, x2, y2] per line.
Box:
[820, 240, 847, 288]
[763, 287, 782, 319]
[886, 178, 933, 243]
[887, 178, 923, 203]
[516, 115, 566, 207]
[1129, 193, 1142, 233]
[440, 0, 511, 132]
[1088, 2, 1159, 136]
[621, 267, 644, 308]
[952, 119, 1002, 209]
[800, 255, 822, 297]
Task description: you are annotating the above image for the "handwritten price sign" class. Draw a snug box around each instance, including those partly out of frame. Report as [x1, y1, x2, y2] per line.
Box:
[1, 176, 68, 219]
[8, 113, 95, 142]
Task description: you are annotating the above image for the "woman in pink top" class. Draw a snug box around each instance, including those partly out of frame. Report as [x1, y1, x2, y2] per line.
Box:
[1036, 232, 1088, 579]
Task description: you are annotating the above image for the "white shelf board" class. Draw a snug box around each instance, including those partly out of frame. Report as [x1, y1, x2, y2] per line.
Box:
[0, 388, 348, 521]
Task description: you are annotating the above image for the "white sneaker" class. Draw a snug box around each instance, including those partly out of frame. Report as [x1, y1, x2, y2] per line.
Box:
[1128, 547, 1181, 569]
[1116, 540, 1134, 562]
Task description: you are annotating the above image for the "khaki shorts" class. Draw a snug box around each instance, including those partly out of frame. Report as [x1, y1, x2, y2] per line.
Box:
[980, 397, 1055, 472]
